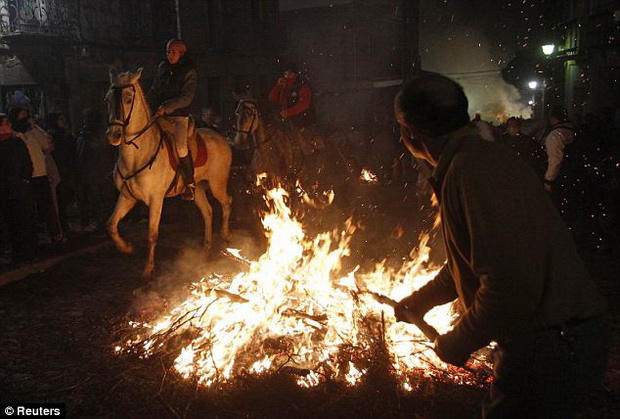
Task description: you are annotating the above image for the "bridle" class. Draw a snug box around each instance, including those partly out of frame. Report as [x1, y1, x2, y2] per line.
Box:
[233, 99, 259, 139]
[106, 80, 164, 185]
[232, 99, 280, 148]
[107, 83, 158, 148]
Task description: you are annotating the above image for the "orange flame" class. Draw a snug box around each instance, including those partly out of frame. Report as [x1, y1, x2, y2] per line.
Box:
[360, 168, 379, 184]
[118, 186, 489, 389]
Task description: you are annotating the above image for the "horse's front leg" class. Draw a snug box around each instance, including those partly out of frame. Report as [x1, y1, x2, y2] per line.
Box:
[193, 184, 213, 252]
[210, 180, 232, 241]
[142, 198, 164, 280]
[107, 192, 137, 254]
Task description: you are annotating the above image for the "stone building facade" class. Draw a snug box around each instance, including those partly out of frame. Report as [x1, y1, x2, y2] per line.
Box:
[544, 0, 619, 117]
[0, 0, 282, 130]
[278, 0, 420, 129]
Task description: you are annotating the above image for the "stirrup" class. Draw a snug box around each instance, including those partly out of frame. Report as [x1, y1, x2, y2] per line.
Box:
[182, 183, 196, 201]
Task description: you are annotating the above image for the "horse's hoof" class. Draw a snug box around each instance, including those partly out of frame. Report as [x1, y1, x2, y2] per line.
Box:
[120, 243, 135, 255]
[133, 282, 154, 298]
[220, 231, 231, 241]
[141, 270, 153, 281]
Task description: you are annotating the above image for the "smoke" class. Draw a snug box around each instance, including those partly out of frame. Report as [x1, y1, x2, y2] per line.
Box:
[420, 6, 532, 124]
[457, 76, 532, 124]
[130, 230, 264, 315]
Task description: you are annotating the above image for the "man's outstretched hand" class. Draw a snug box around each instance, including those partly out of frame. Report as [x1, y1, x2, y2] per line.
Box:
[434, 334, 470, 367]
[394, 293, 425, 323]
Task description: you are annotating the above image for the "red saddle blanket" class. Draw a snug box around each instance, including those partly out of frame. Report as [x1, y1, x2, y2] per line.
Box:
[164, 132, 208, 171]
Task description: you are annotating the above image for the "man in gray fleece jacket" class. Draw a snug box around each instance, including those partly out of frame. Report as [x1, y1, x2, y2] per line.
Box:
[393, 73, 608, 418]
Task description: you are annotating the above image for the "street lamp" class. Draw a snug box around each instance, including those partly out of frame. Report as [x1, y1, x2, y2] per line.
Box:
[527, 80, 544, 116]
[542, 44, 555, 56]
[528, 80, 538, 110]
[540, 44, 555, 118]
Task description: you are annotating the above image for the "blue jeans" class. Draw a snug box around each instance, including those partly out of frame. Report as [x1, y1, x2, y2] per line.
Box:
[483, 314, 609, 419]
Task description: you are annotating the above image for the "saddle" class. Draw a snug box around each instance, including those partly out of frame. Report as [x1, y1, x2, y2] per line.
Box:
[157, 115, 208, 171]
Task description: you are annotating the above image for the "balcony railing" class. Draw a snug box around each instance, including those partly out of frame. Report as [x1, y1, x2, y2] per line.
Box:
[0, 0, 78, 38]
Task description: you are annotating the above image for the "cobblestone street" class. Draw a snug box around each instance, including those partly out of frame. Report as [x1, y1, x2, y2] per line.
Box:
[0, 194, 619, 418]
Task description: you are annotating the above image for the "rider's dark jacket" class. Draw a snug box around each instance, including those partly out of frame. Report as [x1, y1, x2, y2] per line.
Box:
[147, 56, 197, 117]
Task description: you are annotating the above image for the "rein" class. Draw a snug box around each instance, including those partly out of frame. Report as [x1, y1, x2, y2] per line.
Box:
[233, 100, 258, 136]
[124, 118, 159, 148]
[108, 81, 164, 185]
[107, 83, 158, 149]
[115, 131, 165, 183]
[233, 100, 278, 147]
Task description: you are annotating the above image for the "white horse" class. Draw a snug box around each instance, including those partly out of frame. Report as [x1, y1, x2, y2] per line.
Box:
[105, 68, 232, 279]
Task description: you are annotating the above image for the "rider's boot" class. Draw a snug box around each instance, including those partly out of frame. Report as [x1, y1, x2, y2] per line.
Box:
[179, 155, 196, 201]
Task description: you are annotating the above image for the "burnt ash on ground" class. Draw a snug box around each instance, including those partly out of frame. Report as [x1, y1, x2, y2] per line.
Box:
[0, 190, 619, 418]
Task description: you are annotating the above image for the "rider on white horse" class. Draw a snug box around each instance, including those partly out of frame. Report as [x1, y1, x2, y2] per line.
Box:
[147, 38, 197, 200]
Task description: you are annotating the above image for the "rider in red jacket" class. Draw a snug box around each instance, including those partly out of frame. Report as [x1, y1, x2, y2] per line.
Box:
[268, 64, 318, 171]
[268, 63, 315, 128]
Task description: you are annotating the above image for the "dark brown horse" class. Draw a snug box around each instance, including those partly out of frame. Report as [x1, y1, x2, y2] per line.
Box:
[232, 98, 336, 209]
[232, 99, 296, 181]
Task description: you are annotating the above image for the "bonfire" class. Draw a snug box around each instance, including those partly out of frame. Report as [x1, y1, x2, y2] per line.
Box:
[116, 186, 491, 390]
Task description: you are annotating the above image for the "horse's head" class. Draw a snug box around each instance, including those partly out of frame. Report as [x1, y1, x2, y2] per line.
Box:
[105, 67, 143, 146]
[233, 99, 259, 149]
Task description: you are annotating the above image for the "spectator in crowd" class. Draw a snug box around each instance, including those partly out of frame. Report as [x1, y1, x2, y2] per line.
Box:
[197, 106, 221, 132]
[75, 108, 117, 234]
[500, 116, 544, 177]
[393, 73, 608, 418]
[543, 106, 585, 240]
[47, 111, 77, 234]
[29, 116, 62, 216]
[472, 112, 500, 141]
[9, 107, 65, 244]
[0, 114, 36, 262]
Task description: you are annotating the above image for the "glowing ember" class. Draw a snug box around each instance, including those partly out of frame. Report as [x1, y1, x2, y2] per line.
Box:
[117, 186, 490, 389]
[359, 167, 379, 184]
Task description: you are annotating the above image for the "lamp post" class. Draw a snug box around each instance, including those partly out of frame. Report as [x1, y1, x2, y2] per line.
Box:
[528, 80, 539, 116]
[540, 44, 555, 119]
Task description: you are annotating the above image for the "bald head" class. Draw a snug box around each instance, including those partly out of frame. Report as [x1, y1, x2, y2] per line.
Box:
[395, 73, 470, 138]
[166, 38, 187, 64]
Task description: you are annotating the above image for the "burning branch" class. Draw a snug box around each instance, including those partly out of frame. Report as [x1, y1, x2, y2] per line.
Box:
[117, 186, 490, 390]
[206, 288, 249, 304]
[220, 248, 252, 269]
[282, 309, 328, 324]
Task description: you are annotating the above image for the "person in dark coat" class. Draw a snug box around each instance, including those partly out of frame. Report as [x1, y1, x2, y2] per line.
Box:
[75, 108, 116, 233]
[47, 111, 77, 233]
[9, 107, 64, 243]
[393, 73, 608, 418]
[542, 106, 586, 242]
[0, 114, 37, 261]
[499, 116, 544, 177]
